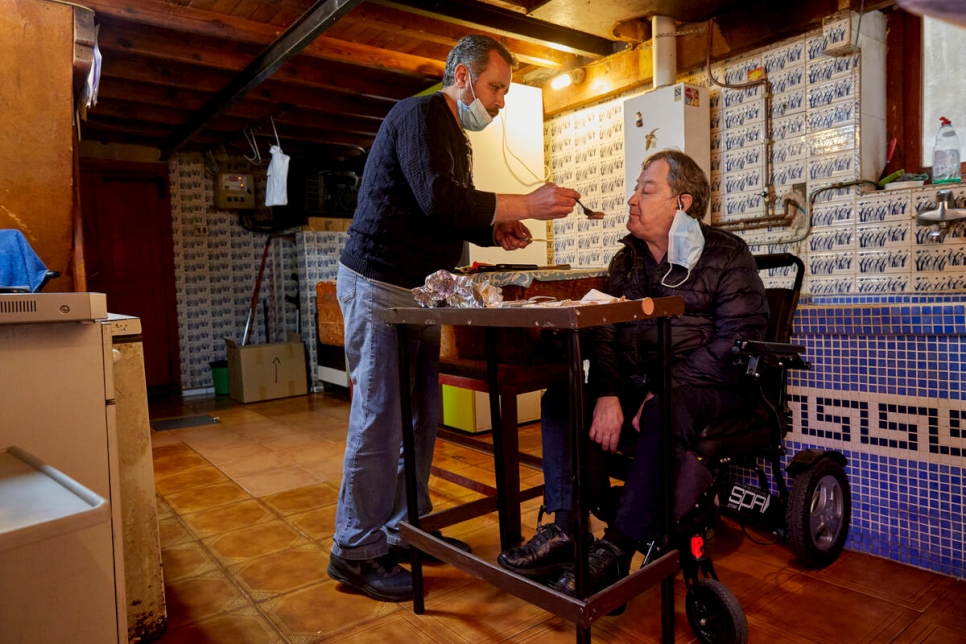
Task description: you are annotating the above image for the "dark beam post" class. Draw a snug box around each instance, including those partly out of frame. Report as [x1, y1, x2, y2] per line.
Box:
[375, 0, 615, 58]
[161, 0, 364, 157]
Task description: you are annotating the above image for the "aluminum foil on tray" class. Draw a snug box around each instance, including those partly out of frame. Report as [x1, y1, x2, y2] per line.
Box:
[412, 269, 503, 308]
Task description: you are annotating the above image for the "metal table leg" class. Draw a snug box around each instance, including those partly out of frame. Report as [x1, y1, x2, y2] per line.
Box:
[566, 329, 591, 644]
[484, 327, 518, 550]
[658, 317, 674, 643]
[396, 323, 424, 613]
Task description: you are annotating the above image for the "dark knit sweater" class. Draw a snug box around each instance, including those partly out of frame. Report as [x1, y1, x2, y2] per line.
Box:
[340, 92, 498, 288]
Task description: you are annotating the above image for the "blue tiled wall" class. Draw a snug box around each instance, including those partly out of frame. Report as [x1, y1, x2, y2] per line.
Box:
[787, 299, 965, 577]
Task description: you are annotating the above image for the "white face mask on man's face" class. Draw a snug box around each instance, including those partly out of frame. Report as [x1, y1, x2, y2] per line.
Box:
[662, 197, 705, 288]
[458, 73, 493, 132]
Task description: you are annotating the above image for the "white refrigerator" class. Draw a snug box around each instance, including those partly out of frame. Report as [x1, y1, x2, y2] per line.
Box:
[444, 82, 546, 432]
[623, 82, 711, 212]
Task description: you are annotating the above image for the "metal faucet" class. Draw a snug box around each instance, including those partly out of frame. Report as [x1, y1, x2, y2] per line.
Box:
[916, 189, 966, 242]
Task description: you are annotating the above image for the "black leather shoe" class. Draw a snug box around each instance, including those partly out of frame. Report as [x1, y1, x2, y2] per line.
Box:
[388, 531, 472, 564]
[327, 552, 413, 602]
[497, 523, 574, 578]
[549, 538, 630, 598]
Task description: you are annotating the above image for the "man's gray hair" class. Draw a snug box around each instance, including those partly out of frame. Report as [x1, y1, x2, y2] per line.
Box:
[443, 35, 514, 87]
[641, 150, 711, 220]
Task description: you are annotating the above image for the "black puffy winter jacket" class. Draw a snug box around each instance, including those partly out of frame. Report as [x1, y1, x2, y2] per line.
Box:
[588, 226, 769, 399]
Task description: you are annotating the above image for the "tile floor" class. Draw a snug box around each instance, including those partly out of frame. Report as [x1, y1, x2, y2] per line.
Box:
[147, 392, 966, 644]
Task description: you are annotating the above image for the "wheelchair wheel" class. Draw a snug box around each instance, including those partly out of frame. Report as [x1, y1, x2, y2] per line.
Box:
[686, 578, 748, 644]
[786, 457, 851, 568]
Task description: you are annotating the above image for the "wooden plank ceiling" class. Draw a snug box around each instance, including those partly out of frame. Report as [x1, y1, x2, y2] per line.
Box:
[76, 0, 872, 161]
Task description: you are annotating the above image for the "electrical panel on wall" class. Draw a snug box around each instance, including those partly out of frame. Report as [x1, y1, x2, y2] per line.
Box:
[215, 173, 255, 210]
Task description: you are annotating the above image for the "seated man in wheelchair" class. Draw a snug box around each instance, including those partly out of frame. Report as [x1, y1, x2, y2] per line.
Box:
[498, 150, 769, 596]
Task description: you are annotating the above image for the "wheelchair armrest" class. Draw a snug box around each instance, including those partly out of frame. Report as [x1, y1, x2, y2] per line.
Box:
[733, 339, 805, 356]
[731, 339, 811, 373]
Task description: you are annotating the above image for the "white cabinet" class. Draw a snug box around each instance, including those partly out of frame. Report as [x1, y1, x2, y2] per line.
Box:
[0, 293, 127, 644]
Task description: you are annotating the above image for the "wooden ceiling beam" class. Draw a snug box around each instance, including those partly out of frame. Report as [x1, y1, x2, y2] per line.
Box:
[540, 0, 854, 115]
[342, 4, 583, 69]
[83, 0, 446, 77]
[95, 79, 383, 136]
[82, 116, 173, 139]
[99, 57, 394, 120]
[91, 99, 376, 148]
[81, 120, 357, 158]
[161, 0, 367, 155]
[97, 20, 422, 101]
[373, 0, 615, 57]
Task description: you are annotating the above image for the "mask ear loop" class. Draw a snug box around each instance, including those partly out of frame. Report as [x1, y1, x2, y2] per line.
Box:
[661, 266, 691, 288]
[662, 202, 690, 288]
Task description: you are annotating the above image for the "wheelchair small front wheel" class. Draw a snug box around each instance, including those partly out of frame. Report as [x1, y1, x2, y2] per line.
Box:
[685, 578, 748, 644]
[787, 457, 851, 568]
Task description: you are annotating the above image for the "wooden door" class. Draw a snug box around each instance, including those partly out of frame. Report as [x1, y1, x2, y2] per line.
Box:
[80, 161, 180, 392]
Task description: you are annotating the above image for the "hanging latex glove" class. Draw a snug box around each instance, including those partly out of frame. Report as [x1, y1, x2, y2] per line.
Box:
[265, 118, 290, 206]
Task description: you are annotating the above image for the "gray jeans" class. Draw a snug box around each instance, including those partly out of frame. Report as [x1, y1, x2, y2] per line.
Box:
[331, 263, 441, 560]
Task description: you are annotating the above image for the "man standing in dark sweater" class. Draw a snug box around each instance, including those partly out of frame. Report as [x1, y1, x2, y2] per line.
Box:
[328, 34, 578, 602]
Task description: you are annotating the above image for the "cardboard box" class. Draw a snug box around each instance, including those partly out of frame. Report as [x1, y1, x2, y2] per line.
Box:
[225, 333, 308, 403]
[304, 216, 352, 232]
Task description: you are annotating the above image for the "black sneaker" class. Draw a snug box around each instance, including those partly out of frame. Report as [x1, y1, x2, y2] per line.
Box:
[327, 552, 413, 602]
[549, 538, 630, 598]
[497, 523, 574, 578]
[388, 531, 472, 563]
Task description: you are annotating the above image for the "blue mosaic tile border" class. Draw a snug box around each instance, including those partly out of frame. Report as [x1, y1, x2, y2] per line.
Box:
[787, 301, 965, 400]
[787, 335, 964, 399]
[796, 303, 966, 336]
[802, 294, 966, 305]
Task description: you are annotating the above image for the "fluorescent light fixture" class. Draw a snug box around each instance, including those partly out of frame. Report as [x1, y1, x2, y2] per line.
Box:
[550, 68, 585, 90]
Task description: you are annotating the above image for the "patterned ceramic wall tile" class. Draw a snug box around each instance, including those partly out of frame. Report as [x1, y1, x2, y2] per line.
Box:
[855, 274, 911, 293]
[804, 274, 854, 295]
[807, 150, 860, 182]
[808, 225, 856, 252]
[808, 124, 857, 157]
[772, 112, 808, 141]
[724, 56, 762, 84]
[166, 152, 314, 391]
[772, 159, 808, 191]
[913, 273, 966, 292]
[856, 220, 913, 249]
[913, 246, 966, 272]
[769, 65, 807, 96]
[763, 39, 806, 72]
[771, 88, 807, 119]
[771, 136, 808, 165]
[856, 190, 913, 223]
[723, 100, 765, 129]
[857, 248, 911, 274]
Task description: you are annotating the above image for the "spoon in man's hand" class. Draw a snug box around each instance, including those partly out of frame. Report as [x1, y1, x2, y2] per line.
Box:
[576, 198, 605, 219]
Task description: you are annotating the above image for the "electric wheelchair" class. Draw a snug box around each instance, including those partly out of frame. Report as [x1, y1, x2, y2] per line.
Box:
[599, 253, 851, 644]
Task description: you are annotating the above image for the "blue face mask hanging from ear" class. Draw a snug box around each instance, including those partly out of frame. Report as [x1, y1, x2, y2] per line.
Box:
[662, 195, 705, 288]
[458, 72, 494, 132]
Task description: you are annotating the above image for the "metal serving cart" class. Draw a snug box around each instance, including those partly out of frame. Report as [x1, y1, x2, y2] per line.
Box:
[386, 296, 684, 644]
